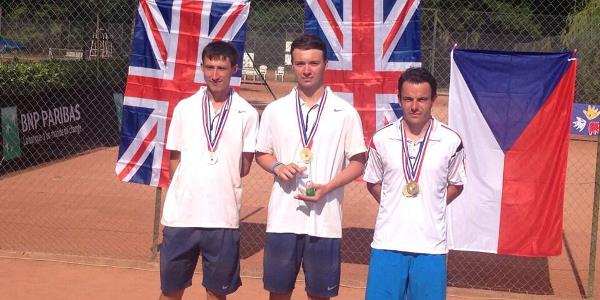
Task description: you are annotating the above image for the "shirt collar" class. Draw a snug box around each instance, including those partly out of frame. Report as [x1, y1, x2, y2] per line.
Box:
[295, 86, 330, 109]
[390, 118, 442, 142]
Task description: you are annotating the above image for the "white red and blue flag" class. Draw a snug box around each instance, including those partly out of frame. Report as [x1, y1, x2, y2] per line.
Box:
[304, 0, 421, 141]
[447, 49, 577, 256]
[115, 0, 250, 187]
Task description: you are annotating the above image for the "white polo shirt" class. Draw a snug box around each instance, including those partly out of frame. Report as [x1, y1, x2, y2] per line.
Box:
[363, 118, 466, 254]
[162, 87, 259, 228]
[256, 87, 367, 238]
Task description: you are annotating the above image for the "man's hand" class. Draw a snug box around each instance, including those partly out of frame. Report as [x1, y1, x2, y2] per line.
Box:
[273, 163, 306, 181]
[294, 182, 331, 202]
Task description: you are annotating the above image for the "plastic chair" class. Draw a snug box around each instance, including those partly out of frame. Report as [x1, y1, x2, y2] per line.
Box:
[259, 65, 268, 79]
[274, 66, 285, 81]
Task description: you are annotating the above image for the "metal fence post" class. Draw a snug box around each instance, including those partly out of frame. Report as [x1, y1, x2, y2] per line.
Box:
[431, 8, 438, 74]
[587, 138, 600, 298]
[151, 187, 162, 259]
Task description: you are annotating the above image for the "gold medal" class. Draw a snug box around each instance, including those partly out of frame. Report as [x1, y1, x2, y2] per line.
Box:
[403, 181, 419, 197]
[402, 184, 411, 197]
[299, 147, 313, 163]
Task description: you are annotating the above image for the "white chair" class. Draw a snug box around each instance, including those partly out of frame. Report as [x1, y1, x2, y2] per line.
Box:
[242, 52, 254, 68]
[241, 52, 258, 81]
[259, 65, 268, 79]
[274, 66, 285, 81]
[242, 67, 258, 81]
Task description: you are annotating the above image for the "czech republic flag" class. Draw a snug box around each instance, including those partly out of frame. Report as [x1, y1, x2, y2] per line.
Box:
[447, 49, 577, 256]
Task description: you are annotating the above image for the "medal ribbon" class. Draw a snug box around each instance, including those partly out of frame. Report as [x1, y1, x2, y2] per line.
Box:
[295, 88, 327, 149]
[400, 119, 433, 183]
[202, 89, 232, 153]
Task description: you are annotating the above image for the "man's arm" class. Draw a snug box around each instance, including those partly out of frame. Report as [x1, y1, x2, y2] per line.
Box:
[366, 182, 382, 203]
[447, 184, 463, 204]
[240, 152, 254, 177]
[168, 150, 181, 183]
[295, 152, 366, 202]
[255, 152, 305, 181]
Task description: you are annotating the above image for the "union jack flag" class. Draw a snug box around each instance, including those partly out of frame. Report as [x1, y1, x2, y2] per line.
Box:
[304, 0, 421, 141]
[115, 0, 250, 187]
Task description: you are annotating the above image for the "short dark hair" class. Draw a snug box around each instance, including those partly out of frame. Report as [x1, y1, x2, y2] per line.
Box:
[290, 34, 327, 61]
[202, 40, 238, 67]
[398, 67, 437, 98]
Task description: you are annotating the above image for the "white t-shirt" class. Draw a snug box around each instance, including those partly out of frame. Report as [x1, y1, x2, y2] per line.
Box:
[256, 87, 367, 238]
[162, 87, 259, 228]
[363, 118, 466, 254]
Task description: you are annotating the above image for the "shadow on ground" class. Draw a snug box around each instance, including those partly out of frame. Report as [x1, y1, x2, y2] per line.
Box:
[240, 223, 553, 295]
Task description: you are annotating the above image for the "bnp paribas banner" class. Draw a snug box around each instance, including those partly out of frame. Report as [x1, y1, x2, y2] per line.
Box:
[0, 90, 119, 175]
[17, 104, 82, 146]
[1, 107, 22, 161]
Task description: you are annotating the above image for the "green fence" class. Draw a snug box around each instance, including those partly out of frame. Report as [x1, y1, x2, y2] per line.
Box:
[0, 0, 599, 298]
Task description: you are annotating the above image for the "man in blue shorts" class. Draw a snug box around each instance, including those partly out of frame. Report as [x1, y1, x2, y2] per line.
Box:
[363, 67, 466, 300]
[255, 34, 367, 300]
[159, 41, 259, 300]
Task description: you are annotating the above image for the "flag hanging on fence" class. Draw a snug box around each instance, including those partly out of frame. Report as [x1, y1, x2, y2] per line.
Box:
[115, 0, 250, 187]
[447, 49, 577, 256]
[304, 0, 421, 141]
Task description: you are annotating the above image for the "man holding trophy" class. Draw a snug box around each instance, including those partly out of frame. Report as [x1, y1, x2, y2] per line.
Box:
[255, 34, 367, 300]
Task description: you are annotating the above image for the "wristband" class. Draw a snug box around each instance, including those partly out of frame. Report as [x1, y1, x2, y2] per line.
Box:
[270, 162, 284, 173]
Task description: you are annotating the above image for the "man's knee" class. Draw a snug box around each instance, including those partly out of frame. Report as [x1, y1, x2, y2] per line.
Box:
[159, 289, 185, 300]
[206, 288, 226, 300]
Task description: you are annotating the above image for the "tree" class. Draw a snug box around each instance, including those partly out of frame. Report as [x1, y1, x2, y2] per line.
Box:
[424, 0, 542, 37]
[0, 0, 135, 52]
[562, 0, 600, 103]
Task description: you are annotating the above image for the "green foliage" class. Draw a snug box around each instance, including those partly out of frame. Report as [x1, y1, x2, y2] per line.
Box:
[1, 0, 135, 23]
[484, 0, 541, 36]
[0, 59, 127, 98]
[1, 0, 135, 51]
[562, 0, 600, 102]
[249, 0, 304, 25]
[424, 0, 542, 37]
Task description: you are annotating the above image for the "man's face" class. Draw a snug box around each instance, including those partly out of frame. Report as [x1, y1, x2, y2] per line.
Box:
[399, 81, 436, 127]
[291, 48, 326, 92]
[202, 56, 237, 96]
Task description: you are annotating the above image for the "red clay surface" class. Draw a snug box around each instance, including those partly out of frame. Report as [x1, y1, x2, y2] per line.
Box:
[1, 79, 599, 299]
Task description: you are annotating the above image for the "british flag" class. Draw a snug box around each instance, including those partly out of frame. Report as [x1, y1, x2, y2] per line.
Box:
[115, 0, 250, 187]
[304, 0, 421, 141]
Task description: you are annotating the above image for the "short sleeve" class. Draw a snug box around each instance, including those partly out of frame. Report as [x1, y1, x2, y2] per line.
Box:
[255, 104, 274, 154]
[344, 108, 367, 159]
[166, 102, 184, 151]
[242, 106, 259, 153]
[363, 140, 383, 184]
[448, 142, 466, 185]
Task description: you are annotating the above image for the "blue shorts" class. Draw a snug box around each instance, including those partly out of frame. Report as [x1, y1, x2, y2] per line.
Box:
[160, 227, 241, 295]
[263, 233, 341, 298]
[365, 249, 447, 300]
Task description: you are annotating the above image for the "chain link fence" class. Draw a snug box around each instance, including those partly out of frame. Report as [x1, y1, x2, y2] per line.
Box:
[0, 0, 599, 298]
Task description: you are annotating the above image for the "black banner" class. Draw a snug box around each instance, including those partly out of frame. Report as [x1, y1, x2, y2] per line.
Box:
[0, 88, 121, 175]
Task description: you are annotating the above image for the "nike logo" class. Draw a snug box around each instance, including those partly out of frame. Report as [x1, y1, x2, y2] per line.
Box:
[327, 285, 337, 291]
[222, 285, 230, 290]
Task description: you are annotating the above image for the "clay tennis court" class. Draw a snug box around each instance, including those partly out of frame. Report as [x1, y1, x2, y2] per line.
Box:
[1, 79, 599, 299]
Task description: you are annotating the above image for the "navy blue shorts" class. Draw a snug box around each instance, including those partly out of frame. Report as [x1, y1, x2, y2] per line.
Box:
[263, 233, 341, 298]
[160, 227, 241, 295]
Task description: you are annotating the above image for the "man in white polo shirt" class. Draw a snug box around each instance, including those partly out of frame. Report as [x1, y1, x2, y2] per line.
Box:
[363, 67, 466, 300]
[255, 34, 367, 300]
[159, 41, 259, 300]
